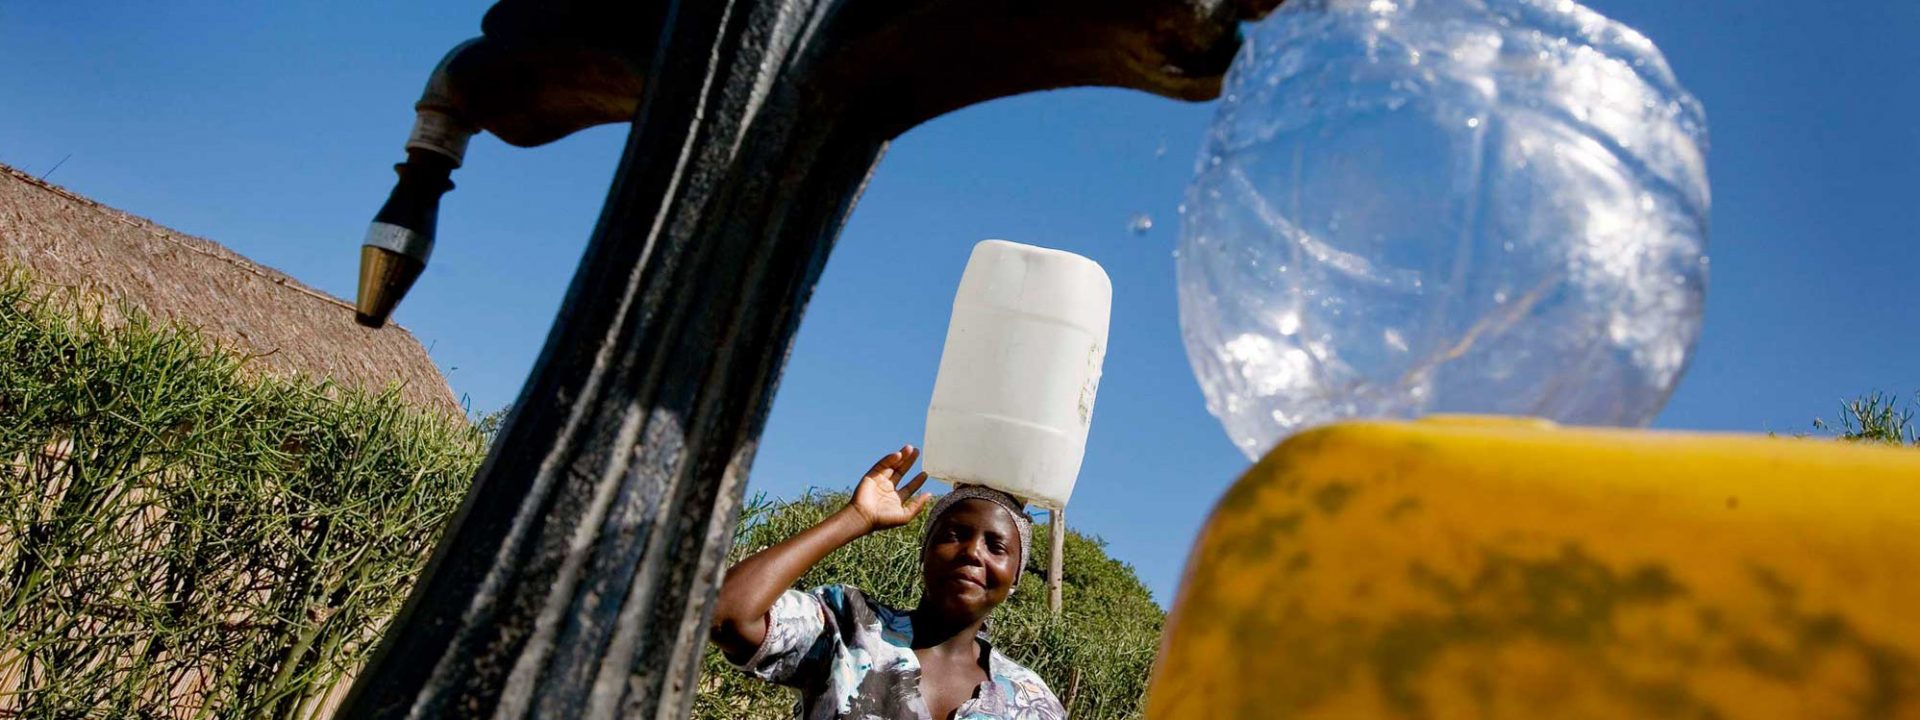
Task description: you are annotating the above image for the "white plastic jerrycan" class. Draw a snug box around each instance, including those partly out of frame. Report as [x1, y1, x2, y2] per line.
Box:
[923, 240, 1112, 510]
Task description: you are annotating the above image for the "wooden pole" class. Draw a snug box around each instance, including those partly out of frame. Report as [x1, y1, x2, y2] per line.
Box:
[1048, 508, 1066, 616]
[1065, 667, 1082, 714]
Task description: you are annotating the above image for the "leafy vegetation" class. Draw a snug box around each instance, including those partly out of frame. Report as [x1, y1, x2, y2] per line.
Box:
[1814, 391, 1918, 446]
[0, 273, 485, 717]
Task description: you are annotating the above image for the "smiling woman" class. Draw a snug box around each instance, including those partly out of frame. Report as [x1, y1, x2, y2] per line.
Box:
[707, 446, 1065, 720]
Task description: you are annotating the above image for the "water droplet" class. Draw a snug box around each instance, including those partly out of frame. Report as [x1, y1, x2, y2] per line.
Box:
[1466, 117, 1482, 128]
[1383, 328, 1408, 352]
[1127, 213, 1155, 236]
[1277, 311, 1302, 336]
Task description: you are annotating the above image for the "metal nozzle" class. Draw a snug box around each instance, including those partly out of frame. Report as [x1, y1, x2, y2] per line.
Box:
[356, 44, 478, 330]
[355, 150, 456, 328]
[356, 244, 427, 328]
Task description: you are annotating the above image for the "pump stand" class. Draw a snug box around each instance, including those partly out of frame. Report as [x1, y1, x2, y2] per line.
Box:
[342, 0, 1279, 716]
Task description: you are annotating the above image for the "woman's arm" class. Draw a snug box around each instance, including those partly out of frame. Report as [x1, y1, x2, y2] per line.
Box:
[708, 444, 932, 662]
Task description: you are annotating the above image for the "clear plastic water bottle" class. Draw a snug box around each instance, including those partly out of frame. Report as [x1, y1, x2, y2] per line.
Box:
[1179, 0, 1710, 460]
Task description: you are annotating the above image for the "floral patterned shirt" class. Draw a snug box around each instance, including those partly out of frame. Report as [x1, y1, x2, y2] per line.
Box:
[733, 584, 1066, 720]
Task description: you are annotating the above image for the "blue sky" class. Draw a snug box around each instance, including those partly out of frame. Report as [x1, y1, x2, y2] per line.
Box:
[2, 0, 1915, 603]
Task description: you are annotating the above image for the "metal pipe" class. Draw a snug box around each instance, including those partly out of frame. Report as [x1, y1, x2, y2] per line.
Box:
[343, 0, 1283, 715]
[354, 29, 649, 328]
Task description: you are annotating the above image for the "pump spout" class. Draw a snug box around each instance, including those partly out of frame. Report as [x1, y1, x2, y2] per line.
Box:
[353, 33, 647, 327]
[354, 41, 476, 328]
[356, 149, 456, 327]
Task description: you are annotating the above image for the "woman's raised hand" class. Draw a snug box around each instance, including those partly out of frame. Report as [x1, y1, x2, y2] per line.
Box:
[849, 444, 932, 532]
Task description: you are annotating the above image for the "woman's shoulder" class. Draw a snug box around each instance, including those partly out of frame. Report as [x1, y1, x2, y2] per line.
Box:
[803, 583, 889, 607]
[803, 583, 907, 625]
[988, 649, 1063, 708]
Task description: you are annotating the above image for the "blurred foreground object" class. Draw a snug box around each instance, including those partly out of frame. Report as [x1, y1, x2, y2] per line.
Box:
[1150, 417, 1920, 718]
[1180, 0, 1711, 459]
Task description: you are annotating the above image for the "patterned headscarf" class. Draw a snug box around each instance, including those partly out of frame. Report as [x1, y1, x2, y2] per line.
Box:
[923, 485, 1033, 587]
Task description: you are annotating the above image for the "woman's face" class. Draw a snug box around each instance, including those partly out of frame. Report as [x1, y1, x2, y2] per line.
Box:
[920, 499, 1021, 621]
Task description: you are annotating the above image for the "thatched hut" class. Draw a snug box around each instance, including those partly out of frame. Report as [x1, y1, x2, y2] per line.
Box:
[0, 161, 458, 416]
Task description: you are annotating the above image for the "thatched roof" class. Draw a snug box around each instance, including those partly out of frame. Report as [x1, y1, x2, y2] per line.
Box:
[0, 162, 461, 417]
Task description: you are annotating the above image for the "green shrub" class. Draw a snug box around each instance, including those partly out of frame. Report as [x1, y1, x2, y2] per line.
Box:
[0, 272, 484, 717]
[0, 266, 1166, 718]
[1815, 391, 1918, 446]
[693, 492, 1166, 720]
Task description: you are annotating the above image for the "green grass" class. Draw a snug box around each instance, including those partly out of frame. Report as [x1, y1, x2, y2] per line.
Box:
[1814, 391, 1918, 446]
[0, 271, 485, 717]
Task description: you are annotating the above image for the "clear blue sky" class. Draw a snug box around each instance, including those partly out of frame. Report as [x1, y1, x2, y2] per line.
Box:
[3, 0, 1915, 603]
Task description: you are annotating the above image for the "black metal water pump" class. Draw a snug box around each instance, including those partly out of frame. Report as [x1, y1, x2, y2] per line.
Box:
[343, 0, 1279, 716]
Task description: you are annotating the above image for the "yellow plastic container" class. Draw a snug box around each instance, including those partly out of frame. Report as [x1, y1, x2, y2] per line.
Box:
[1149, 417, 1920, 719]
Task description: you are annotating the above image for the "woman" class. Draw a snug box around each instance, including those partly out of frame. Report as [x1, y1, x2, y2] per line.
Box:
[709, 444, 1066, 719]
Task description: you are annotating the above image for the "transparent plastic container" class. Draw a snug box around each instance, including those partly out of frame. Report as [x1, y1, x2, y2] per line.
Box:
[924, 240, 1112, 509]
[1179, 0, 1711, 460]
